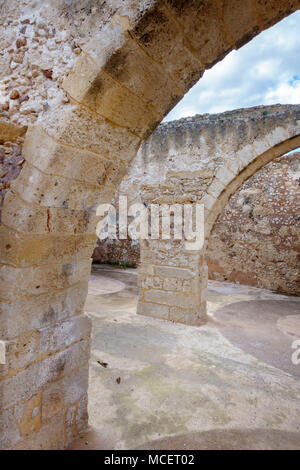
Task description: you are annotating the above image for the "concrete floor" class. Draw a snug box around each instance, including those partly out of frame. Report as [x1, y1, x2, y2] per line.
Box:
[69, 264, 300, 450]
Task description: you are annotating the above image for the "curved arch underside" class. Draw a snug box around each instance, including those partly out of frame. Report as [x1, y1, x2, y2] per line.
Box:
[1, 0, 300, 450]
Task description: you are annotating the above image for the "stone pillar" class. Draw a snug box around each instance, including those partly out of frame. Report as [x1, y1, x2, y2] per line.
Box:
[0, 103, 141, 449]
[137, 239, 207, 326]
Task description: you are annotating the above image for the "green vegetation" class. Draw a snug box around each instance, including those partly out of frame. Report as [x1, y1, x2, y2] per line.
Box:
[93, 260, 137, 269]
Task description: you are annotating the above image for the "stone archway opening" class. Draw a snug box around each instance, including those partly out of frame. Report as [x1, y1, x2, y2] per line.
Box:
[207, 149, 300, 294]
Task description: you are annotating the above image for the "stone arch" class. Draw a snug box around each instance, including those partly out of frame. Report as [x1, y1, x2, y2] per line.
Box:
[203, 123, 300, 244]
[136, 105, 300, 326]
[1, 0, 300, 450]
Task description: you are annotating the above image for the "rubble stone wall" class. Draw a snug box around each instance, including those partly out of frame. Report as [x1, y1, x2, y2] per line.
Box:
[207, 152, 300, 294]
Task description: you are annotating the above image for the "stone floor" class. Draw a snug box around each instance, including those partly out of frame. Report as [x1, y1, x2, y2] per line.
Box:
[69, 264, 300, 450]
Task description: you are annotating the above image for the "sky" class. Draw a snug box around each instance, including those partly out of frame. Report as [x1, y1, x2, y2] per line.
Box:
[165, 10, 300, 121]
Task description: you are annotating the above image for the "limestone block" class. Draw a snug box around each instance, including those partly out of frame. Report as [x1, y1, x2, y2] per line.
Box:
[2, 192, 99, 235]
[255, 0, 300, 28]
[168, 305, 206, 325]
[42, 364, 88, 424]
[155, 265, 197, 279]
[1, 192, 53, 235]
[0, 339, 90, 409]
[103, 159, 128, 187]
[0, 408, 21, 450]
[214, 165, 235, 186]
[0, 332, 38, 378]
[141, 245, 200, 269]
[225, 155, 245, 175]
[13, 392, 42, 439]
[237, 144, 256, 166]
[41, 104, 141, 162]
[137, 263, 155, 276]
[252, 138, 271, 156]
[0, 284, 88, 340]
[0, 225, 96, 267]
[144, 289, 200, 308]
[140, 239, 194, 255]
[182, 278, 201, 294]
[76, 393, 88, 432]
[141, 236, 204, 260]
[65, 403, 77, 442]
[10, 162, 101, 211]
[102, 37, 182, 115]
[201, 193, 217, 211]
[165, 0, 232, 67]
[163, 278, 182, 291]
[0, 260, 91, 300]
[217, 0, 259, 48]
[131, 2, 203, 90]
[23, 126, 112, 183]
[39, 315, 91, 356]
[207, 178, 226, 199]
[137, 301, 169, 320]
[266, 127, 289, 148]
[83, 21, 127, 69]
[138, 274, 163, 289]
[205, 197, 225, 223]
[13, 415, 65, 450]
[63, 53, 159, 137]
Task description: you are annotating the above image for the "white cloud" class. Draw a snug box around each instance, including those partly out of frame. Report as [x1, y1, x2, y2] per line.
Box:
[265, 81, 300, 104]
[165, 10, 300, 121]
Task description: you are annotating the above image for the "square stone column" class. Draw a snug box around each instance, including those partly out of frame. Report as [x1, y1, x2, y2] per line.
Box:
[137, 239, 207, 326]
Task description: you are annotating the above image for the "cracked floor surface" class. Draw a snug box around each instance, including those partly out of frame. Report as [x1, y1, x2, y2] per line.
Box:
[69, 264, 300, 450]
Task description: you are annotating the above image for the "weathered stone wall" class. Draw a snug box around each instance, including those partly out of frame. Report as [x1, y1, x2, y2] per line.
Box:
[92, 105, 300, 323]
[0, 0, 119, 219]
[1, 0, 300, 450]
[0, 0, 121, 128]
[93, 237, 140, 267]
[93, 149, 300, 295]
[207, 152, 300, 294]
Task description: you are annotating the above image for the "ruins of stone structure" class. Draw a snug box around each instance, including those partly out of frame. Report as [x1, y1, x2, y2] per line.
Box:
[0, 0, 300, 450]
[94, 106, 300, 296]
[95, 105, 299, 325]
